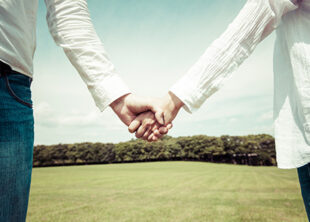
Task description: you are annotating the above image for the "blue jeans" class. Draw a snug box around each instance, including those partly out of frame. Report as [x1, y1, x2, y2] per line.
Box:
[0, 68, 34, 221]
[298, 163, 310, 221]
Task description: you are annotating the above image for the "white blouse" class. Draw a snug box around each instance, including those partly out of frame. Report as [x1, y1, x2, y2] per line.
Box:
[1, 0, 309, 168]
[0, 0, 130, 111]
[170, 0, 310, 169]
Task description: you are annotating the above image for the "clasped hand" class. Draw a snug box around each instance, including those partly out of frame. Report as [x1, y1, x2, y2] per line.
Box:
[110, 92, 184, 142]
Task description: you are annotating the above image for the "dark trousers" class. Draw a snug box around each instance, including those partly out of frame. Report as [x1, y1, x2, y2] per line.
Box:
[298, 163, 310, 221]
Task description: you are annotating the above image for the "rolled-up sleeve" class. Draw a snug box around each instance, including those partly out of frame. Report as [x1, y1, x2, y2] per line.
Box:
[170, 0, 298, 113]
[44, 0, 131, 111]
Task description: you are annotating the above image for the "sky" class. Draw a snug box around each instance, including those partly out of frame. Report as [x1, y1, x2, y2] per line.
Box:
[33, 0, 275, 145]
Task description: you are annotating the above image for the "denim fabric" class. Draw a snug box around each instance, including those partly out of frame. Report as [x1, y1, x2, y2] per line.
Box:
[0, 71, 34, 222]
[298, 163, 310, 222]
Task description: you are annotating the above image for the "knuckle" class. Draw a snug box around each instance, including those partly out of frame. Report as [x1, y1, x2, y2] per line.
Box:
[135, 132, 142, 138]
[142, 134, 148, 140]
[143, 121, 151, 127]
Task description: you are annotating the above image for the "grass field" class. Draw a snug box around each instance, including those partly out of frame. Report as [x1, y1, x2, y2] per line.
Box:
[27, 162, 307, 222]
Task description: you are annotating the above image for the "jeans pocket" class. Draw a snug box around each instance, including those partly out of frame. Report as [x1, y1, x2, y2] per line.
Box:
[5, 72, 32, 108]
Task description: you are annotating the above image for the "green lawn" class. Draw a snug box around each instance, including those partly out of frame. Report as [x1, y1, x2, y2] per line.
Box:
[27, 162, 307, 222]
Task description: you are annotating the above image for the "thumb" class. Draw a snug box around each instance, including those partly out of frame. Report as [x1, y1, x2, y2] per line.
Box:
[150, 106, 164, 125]
[132, 96, 164, 125]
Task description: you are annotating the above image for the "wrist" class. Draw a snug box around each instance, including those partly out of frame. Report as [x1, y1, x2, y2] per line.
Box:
[110, 93, 131, 113]
[167, 91, 184, 111]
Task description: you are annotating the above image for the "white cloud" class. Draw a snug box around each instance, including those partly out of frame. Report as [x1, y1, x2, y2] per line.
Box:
[228, 117, 238, 124]
[34, 102, 123, 129]
[33, 0, 276, 144]
[259, 110, 273, 122]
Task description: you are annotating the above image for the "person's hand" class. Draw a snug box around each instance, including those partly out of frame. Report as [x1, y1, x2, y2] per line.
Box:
[128, 111, 173, 142]
[129, 91, 183, 141]
[159, 91, 184, 125]
[110, 93, 165, 126]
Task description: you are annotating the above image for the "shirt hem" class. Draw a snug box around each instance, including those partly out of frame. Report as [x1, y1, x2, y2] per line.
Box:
[277, 159, 310, 169]
[0, 59, 33, 78]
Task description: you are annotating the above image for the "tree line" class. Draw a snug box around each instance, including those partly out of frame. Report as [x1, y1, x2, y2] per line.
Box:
[33, 134, 276, 167]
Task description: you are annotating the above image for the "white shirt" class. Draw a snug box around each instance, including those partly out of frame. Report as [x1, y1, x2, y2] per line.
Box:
[0, 0, 130, 111]
[1, 0, 308, 169]
[170, 0, 310, 169]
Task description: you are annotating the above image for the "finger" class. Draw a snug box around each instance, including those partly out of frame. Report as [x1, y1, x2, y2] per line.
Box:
[128, 119, 141, 133]
[140, 97, 164, 125]
[158, 122, 173, 134]
[153, 132, 164, 142]
[151, 124, 159, 132]
[147, 104, 164, 125]
[152, 135, 159, 141]
[142, 127, 152, 140]
[158, 127, 168, 134]
[148, 133, 154, 141]
[135, 124, 150, 138]
[154, 110, 165, 125]
[153, 129, 161, 137]
[166, 123, 173, 130]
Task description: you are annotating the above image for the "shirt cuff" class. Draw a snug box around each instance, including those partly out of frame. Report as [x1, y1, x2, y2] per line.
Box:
[170, 82, 208, 114]
[88, 74, 131, 111]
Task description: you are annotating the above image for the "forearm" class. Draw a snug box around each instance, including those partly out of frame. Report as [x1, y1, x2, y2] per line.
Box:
[170, 0, 298, 113]
[45, 0, 130, 111]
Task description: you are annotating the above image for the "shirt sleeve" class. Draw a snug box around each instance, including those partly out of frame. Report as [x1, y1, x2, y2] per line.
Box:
[170, 0, 298, 113]
[44, 0, 131, 111]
